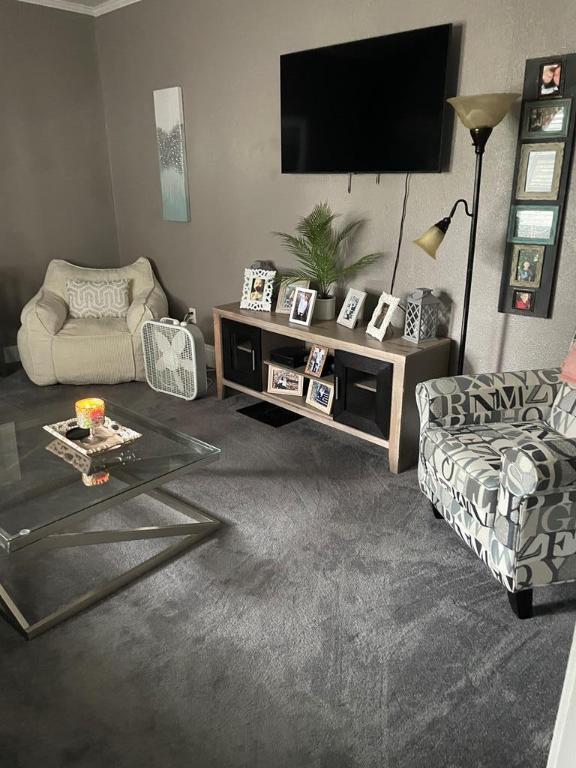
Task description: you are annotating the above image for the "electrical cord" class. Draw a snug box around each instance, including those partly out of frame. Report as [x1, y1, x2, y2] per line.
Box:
[389, 172, 411, 297]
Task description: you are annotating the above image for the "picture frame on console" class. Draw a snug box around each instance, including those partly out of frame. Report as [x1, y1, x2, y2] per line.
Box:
[304, 344, 329, 378]
[289, 287, 317, 326]
[240, 268, 276, 311]
[275, 279, 310, 314]
[337, 288, 367, 329]
[306, 379, 334, 414]
[366, 292, 400, 342]
[267, 365, 304, 396]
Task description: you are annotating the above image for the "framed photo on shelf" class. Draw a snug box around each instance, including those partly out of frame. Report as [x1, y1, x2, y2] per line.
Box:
[304, 344, 329, 378]
[366, 292, 400, 342]
[306, 379, 334, 414]
[240, 268, 276, 311]
[336, 288, 367, 329]
[289, 287, 317, 326]
[267, 365, 304, 396]
[275, 279, 310, 314]
[512, 289, 535, 312]
[516, 142, 564, 200]
[521, 99, 571, 140]
[509, 245, 544, 289]
[538, 61, 563, 98]
[507, 205, 559, 245]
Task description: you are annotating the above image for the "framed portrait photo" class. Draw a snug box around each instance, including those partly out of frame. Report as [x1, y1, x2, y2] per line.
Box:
[509, 245, 544, 289]
[337, 288, 367, 329]
[275, 279, 310, 314]
[521, 99, 571, 140]
[538, 61, 563, 98]
[240, 268, 276, 311]
[267, 365, 304, 396]
[512, 289, 535, 312]
[304, 344, 329, 378]
[516, 142, 564, 201]
[305, 379, 334, 415]
[289, 287, 317, 326]
[366, 292, 400, 342]
[508, 205, 559, 245]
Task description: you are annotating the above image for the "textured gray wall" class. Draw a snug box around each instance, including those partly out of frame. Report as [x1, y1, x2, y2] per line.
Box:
[0, 0, 118, 346]
[95, 0, 576, 372]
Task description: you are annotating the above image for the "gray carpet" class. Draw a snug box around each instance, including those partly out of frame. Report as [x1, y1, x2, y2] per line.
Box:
[0, 370, 574, 768]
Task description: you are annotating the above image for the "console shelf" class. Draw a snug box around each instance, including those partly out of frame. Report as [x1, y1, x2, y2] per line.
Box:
[213, 303, 451, 473]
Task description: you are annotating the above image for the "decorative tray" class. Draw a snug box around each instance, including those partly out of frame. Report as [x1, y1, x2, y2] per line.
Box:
[43, 417, 142, 457]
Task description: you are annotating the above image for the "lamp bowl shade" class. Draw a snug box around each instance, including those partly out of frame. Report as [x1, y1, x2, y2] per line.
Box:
[447, 93, 521, 129]
[413, 218, 451, 259]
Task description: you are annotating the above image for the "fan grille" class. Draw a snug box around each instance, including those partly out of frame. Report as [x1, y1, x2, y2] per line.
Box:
[142, 322, 200, 400]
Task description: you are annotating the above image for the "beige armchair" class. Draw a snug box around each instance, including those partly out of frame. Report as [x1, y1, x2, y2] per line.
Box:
[17, 257, 168, 386]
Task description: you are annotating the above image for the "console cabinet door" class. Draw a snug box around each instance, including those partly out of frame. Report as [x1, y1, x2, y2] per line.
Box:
[222, 319, 262, 391]
[333, 351, 392, 439]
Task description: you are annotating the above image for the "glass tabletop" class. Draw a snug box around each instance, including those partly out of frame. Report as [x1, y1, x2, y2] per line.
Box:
[0, 399, 220, 549]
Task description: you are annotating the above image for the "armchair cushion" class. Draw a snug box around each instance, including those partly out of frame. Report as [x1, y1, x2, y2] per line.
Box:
[67, 278, 130, 319]
[127, 284, 169, 334]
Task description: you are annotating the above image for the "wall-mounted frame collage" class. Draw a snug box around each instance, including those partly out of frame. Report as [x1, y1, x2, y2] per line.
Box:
[498, 55, 576, 317]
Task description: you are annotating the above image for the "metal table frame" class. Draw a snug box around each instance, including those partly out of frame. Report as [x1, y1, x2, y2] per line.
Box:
[0, 457, 221, 640]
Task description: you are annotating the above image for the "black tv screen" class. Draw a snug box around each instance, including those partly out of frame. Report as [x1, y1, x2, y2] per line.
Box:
[281, 24, 453, 173]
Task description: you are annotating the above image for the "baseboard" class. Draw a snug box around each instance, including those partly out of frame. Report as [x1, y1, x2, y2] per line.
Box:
[3, 345, 20, 364]
[205, 344, 215, 369]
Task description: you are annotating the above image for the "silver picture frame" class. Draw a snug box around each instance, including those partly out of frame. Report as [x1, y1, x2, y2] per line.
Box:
[516, 142, 564, 200]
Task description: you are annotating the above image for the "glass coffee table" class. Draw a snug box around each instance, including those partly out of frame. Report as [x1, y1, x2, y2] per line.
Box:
[0, 399, 221, 639]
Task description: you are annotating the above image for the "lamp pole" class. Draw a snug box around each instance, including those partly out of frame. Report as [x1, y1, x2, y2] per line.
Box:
[457, 126, 492, 375]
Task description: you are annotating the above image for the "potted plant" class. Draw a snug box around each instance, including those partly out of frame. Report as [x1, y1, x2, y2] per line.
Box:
[274, 202, 382, 321]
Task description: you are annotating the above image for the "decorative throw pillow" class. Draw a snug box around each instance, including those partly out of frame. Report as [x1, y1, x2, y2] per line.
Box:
[67, 279, 130, 319]
[561, 344, 576, 386]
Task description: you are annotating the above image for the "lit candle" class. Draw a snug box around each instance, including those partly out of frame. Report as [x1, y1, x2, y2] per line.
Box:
[75, 398, 106, 442]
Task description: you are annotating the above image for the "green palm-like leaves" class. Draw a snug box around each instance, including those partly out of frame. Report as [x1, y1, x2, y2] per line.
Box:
[274, 202, 381, 298]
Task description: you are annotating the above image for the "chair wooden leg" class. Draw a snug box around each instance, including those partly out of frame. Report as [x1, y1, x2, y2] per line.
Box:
[507, 589, 533, 619]
[430, 502, 443, 519]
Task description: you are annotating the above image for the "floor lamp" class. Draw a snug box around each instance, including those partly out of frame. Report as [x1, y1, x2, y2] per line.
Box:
[414, 93, 520, 375]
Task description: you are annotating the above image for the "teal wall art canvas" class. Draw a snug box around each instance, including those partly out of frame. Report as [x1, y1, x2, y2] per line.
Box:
[153, 86, 190, 222]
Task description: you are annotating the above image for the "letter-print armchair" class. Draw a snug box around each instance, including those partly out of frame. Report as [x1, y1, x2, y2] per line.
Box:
[416, 367, 576, 618]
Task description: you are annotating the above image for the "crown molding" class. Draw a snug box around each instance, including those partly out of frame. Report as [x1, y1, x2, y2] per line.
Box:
[17, 0, 143, 16]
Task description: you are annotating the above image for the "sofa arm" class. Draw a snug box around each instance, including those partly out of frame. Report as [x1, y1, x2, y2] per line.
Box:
[416, 368, 561, 432]
[21, 289, 68, 336]
[494, 444, 576, 589]
[127, 284, 168, 334]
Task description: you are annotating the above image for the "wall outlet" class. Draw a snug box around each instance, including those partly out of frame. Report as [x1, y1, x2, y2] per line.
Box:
[185, 307, 197, 324]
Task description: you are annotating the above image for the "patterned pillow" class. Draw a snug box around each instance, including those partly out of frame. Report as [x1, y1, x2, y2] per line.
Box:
[67, 279, 130, 319]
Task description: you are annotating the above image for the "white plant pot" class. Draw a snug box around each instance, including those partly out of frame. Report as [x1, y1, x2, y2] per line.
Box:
[313, 296, 336, 321]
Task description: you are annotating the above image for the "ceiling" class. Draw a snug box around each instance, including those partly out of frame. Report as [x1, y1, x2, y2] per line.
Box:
[17, 0, 143, 16]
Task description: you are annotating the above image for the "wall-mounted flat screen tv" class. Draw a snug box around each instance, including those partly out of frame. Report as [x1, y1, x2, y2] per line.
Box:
[281, 24, 454, 174]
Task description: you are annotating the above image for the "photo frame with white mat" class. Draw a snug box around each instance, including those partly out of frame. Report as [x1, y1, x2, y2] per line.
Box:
[516, 142, 564, 201]
[306, 379, 334, 414]
[366, 292, 400, 341]
[240, 268, 276, 311]
[275, 279, 310, 314]
[337, 288, 367, 329]
[289, 287, 317, 326]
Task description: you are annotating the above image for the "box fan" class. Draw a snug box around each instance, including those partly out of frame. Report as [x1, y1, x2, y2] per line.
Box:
[141, 318, 207, 400]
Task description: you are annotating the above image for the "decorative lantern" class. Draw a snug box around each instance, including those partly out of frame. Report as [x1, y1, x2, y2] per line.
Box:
[403, 288, 440, 343]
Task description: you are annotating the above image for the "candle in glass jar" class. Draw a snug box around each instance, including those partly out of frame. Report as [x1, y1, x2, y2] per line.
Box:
[75, 398, 106, 430]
